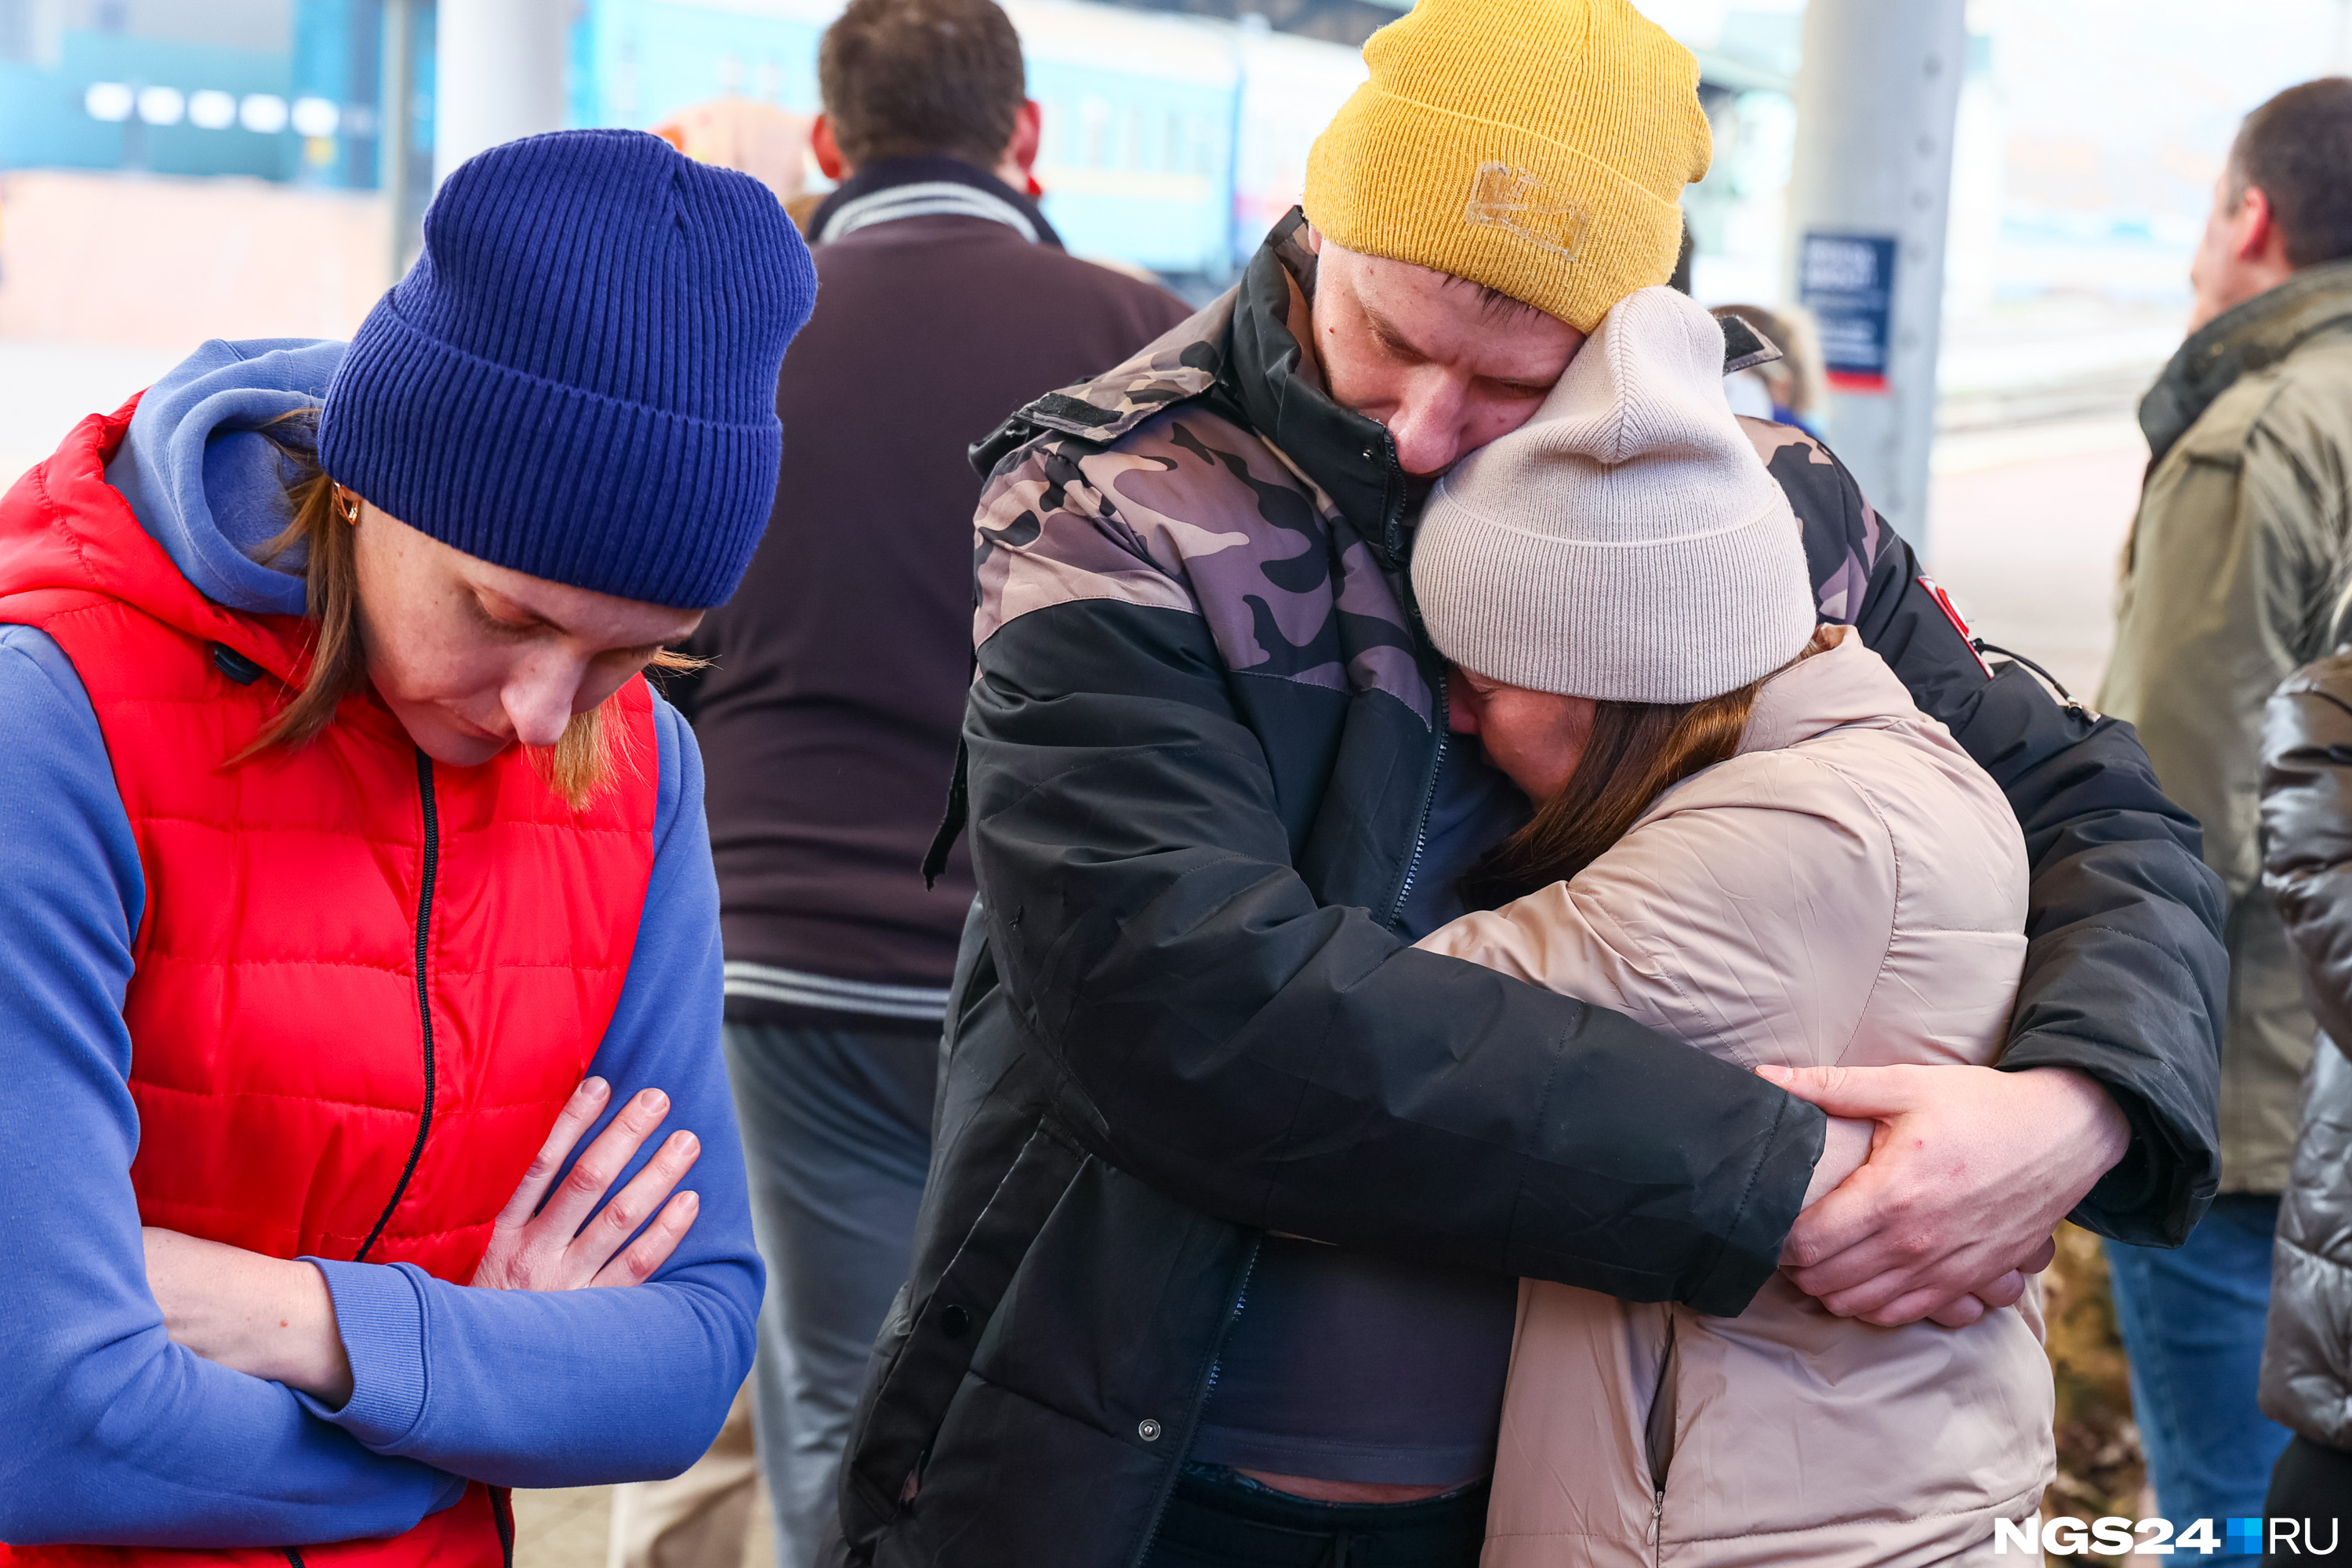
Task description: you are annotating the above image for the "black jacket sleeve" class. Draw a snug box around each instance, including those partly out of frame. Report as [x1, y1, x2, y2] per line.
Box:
[2262, 656, 2352, 1059]
[965, 597, 1824, 1316]
[1767, 434, 2227, 1246]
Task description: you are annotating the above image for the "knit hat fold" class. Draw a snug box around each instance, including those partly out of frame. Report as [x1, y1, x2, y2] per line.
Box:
[1302, 0, 1711, 332]
[319, 129, 818, 609]
[1412, 286, 1817, 705]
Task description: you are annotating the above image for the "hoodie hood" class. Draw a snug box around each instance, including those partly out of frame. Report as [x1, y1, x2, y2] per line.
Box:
[102, 338, 345, 618]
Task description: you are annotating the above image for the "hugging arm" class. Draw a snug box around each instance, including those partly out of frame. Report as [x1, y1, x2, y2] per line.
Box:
[965, 593, 1824, 1313]
[1761, 431, 2224, 1279]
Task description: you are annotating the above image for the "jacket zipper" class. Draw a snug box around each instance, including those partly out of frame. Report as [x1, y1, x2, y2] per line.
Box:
[1376, 417, 1447, 931]
[1127, 1232, 1264, 1568]
[355, 750, 442, 1263]
[1385, 681, 1449, 929]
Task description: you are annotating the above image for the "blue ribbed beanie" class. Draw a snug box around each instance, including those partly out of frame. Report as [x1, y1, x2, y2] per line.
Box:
[318, 129, 816, 608]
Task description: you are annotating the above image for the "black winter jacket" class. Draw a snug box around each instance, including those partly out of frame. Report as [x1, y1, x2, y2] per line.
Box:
[833, 216, 2227, 1568]
[2258, 653, 2352, 1447]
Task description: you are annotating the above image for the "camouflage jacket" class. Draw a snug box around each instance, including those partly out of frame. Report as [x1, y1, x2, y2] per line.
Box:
[833, 213, 2226, 1568]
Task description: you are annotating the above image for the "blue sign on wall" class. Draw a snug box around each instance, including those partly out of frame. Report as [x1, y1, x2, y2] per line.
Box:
[1798, 230, 1897, 394]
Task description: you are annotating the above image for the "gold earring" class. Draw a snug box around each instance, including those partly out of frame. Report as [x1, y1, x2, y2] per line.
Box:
[337, 489, 360, 524]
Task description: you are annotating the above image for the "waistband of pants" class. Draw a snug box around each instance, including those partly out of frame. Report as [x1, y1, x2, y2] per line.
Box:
[1151, 1464, 1488, 1566]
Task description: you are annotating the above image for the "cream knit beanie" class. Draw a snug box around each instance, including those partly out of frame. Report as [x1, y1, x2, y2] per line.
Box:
[1411, 285, 1817, 704]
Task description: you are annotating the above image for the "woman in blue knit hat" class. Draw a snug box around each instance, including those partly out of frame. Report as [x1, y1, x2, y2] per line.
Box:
[0, 130, 815, 1566]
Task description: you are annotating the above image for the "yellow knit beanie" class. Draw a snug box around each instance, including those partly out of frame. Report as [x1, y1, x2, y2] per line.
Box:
[1302, 0, 1711, 334]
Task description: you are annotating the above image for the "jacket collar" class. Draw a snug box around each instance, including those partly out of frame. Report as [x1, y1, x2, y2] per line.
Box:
[1737, 626, 1913, 756]
[808, 156, 1062, 249]
[1225, 209, 1415, 566]
[2140, 258, 2352, 464]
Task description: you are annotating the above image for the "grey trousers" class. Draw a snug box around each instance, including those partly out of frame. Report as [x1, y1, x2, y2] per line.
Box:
[722, 1018, 937, 1568]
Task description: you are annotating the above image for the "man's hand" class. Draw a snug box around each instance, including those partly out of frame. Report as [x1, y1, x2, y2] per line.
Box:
[1761, 1062, 2125, 1327]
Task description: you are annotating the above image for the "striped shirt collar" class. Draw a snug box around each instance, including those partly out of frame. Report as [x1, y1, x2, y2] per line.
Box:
[808, 156, 1062, 249]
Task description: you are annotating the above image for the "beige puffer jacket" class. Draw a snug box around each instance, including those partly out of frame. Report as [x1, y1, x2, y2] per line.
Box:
[1419, 626, 2055, 1566]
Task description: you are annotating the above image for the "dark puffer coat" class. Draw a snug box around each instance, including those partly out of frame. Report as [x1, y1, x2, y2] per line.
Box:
[2259, 652, 2352, 1446]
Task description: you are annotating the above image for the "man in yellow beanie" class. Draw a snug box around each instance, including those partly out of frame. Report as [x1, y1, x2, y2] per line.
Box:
[827, 3, 2225, 1563]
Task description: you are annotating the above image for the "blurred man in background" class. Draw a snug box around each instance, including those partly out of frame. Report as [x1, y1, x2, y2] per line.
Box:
[2099, 76, 2352, 1553]
[651, 3, 1189, 1565]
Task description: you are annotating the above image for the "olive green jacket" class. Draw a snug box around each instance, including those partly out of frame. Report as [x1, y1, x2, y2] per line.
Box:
[2101, 260, 2352, 1192]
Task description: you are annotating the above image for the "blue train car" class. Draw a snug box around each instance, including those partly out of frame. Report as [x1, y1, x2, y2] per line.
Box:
[571, 0, 1251, 278]
[0, 0, 387, 187]
[1007, 0, 1236, 276]
[568, 0, 829, 134]
[0, 0, 1373, 284]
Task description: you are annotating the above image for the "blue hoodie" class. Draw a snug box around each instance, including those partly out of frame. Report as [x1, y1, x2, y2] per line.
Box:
[0, 341, 762, 1548]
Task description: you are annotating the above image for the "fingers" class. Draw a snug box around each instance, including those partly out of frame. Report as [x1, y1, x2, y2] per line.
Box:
[2020, 1236, 2058, 1276]
[591, 1190, 702, 1288]
[492, 1078, 612, 1229]
[1801, 1250, 2038, 1327]
[1755, 1062, 1928, 1120]
[1926, 1294, 1988, 1330]
[1805, 1256, 1945, 1321]
[1778, 1163, 1893, 1275]
[535, 1087, 673, 1241]
[565, 1127, 702, 1276]
[1973, 1269, 2028, 1312]
[1860, 1279, 1986, 1327]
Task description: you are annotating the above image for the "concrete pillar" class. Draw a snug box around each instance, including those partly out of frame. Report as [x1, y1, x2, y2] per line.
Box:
[433, 0, 569, 184]
[382, 0, 424, 282]
[1784, 0, 1967, 547]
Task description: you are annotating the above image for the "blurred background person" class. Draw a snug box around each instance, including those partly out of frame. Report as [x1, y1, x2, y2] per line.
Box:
[2096, 75, 2352, 1551]
[2257, 652, 2352, 1548]
[1713, 301, 1826, 436]
[655, 3, 1189, 1565]
[652, 96, 813, 211]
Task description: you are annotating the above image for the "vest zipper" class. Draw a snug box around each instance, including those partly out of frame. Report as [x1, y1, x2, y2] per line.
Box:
[355, 750, 442, 1263]
[493, 1486, 517, 1567]
[282, 1552, 306, 1568]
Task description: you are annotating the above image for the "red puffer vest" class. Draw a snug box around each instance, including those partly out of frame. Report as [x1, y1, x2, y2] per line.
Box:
[0, 403, 659, 1567]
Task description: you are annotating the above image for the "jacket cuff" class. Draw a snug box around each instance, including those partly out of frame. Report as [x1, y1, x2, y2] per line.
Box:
[1687, 1094, 1824, 1317]
[2002, 1048, 2215, 1248]
[297, 1257, 430, 1450]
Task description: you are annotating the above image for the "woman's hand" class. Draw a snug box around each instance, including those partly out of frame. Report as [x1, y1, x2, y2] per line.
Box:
[470, 1077, 702, 1290]
[143, 1228, 354, 1406]
[139, 1079, 696, 1409]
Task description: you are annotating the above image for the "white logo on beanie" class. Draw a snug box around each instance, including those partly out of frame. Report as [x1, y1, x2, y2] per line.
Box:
[1463, 162, 1590, 261]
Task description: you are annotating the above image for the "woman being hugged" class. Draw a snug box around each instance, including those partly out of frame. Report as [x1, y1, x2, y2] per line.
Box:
[0, 131, 813, 1563]
[1410, 287, 2056, 1564]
